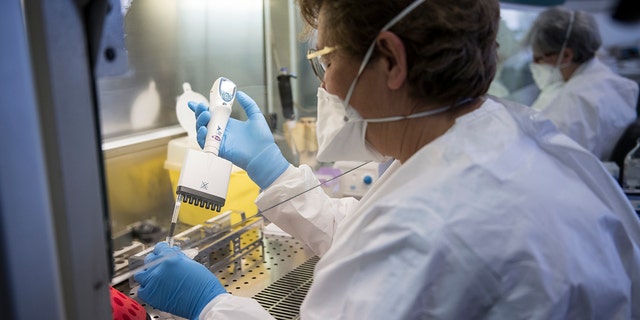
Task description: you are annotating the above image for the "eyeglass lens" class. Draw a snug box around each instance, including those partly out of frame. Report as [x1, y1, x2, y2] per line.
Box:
[312, 57, 325, 80]
[307, 49, 325, 81]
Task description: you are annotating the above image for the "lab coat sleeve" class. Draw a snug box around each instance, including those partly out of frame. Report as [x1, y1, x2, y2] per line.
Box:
[198, 294, 274, 320]
[255, 165, 359, 256]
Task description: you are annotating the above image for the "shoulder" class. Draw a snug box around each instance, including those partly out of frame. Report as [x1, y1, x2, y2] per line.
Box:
[549, 73, 634, 114]
[567, 60, 638, 96]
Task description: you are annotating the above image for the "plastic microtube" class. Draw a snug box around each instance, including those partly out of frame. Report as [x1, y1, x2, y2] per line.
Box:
[166, 194, 183, 247]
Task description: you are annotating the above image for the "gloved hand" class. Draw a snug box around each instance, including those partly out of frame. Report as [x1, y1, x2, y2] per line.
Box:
[134, 242, 226, 320]
[188, 91, 290, 189]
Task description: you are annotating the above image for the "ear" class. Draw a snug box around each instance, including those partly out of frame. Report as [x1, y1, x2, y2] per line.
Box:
[375, 31, 407, 90]
[560, 47, 574, 65]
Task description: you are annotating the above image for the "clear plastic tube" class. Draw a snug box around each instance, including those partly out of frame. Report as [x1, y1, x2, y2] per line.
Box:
[166, 194, 183, 247]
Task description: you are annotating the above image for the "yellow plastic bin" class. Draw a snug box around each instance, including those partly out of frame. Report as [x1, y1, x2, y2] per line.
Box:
[164, 136, 260, 226]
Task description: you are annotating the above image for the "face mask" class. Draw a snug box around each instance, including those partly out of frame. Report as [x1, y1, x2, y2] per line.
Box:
[529, 63, 564, 90]
[316, 88, 385, 162]
[316, 0, 452, 162]
[316, 87, 452, 162]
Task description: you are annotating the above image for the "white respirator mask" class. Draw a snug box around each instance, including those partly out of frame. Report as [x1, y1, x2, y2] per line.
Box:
[529, 63, 565, 90]
[316, 87, 451, 162]
[315, 0, 457, 163]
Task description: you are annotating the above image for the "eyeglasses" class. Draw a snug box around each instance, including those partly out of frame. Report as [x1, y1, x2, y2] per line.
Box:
[306, 46, 338, 81]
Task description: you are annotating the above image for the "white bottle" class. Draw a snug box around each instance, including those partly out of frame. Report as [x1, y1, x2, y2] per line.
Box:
[176, 82, 208, 148]
[623, 138, 640, 189]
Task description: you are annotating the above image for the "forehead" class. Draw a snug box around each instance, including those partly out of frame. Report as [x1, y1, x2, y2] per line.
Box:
[530, 41, 548, 55]
[532, 47, 555, 57]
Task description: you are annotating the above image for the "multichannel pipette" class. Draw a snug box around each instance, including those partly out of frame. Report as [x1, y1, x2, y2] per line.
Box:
[166, 77, 237, 245]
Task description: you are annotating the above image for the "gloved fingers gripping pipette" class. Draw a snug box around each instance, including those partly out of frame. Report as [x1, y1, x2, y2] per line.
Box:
[188, 88, 374, 209]
[166, 77, 237, 246]
[189, 91, 291, 190]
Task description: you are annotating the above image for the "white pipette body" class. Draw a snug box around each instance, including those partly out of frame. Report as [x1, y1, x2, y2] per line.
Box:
[203, 77, 237, 156]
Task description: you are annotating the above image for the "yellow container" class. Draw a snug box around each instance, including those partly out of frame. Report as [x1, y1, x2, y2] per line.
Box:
[164, 136, 260, 226]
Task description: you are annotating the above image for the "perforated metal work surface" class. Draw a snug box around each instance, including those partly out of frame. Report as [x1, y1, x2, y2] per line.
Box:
[119, 234, 317, 320]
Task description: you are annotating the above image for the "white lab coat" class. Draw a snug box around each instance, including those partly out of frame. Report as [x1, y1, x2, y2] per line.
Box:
[199, 98, 640, 319]
[531, 58, 639, 160]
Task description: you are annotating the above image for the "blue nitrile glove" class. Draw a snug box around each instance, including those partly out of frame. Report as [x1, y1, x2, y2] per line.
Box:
[188, 91, 290, 189]
[134, 242, 226, 320]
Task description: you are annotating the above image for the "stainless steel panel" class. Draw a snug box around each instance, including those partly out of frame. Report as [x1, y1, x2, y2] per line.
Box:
[97, 0, 266, 139]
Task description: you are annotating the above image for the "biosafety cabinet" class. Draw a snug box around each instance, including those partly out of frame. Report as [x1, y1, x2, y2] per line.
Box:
[0, 0, 638, 319]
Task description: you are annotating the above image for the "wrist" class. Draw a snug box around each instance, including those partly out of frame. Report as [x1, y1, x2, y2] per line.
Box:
[191, 286, 227, 320]
[246, 144, 290, 189]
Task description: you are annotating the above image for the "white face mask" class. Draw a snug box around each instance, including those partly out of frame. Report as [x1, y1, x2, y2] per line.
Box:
[529, 63, 564, 90]
[316, 88, 385, 162]
[316, 87, 452, 162]
[315, 0, 459, 162]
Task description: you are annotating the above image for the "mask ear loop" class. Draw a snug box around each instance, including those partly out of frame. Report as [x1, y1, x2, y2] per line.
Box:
[555, 10, 575, 69]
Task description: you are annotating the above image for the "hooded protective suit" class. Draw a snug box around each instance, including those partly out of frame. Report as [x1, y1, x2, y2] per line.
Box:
[531, 58, 639, 160]
[198, 97, 640, 319]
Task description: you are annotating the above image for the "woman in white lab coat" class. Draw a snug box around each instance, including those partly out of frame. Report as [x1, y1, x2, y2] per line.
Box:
[134, 0, 640, 319]
[527, 7, 639, 160]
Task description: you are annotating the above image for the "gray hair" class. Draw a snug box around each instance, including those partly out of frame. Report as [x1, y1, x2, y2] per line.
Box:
[526, 7, 602, 64]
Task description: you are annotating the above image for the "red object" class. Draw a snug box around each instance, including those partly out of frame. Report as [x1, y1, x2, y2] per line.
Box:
[110, 286, 148, 320]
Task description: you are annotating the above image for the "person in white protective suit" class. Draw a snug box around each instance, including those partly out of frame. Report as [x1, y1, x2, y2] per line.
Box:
[526, 7, 639, 161]
[134, 0, 640, 319]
